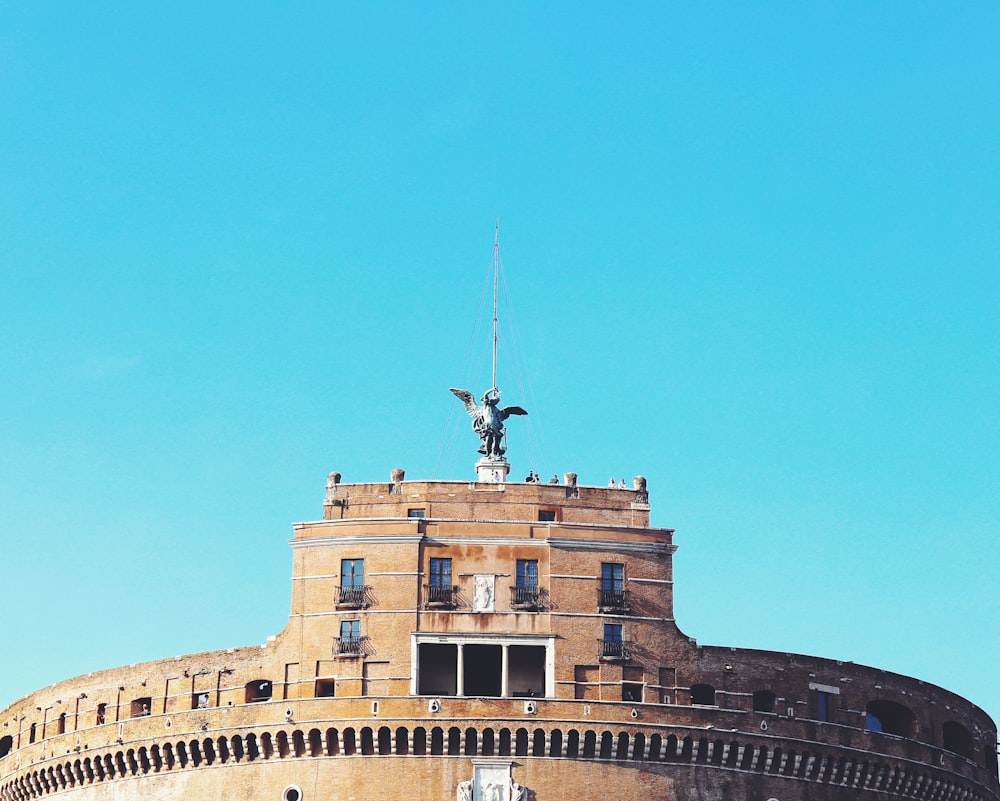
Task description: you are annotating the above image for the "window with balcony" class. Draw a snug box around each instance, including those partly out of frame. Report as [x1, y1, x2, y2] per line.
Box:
[425, 557, 455, 607]
[599, 562, 628, 612]
[600, 623, 628, 660]
[512, 559, 540, 610]
[338, 619, 363, 656]
[338, 558, 367, 608]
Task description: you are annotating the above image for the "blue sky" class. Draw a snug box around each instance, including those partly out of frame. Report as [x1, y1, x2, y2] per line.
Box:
[1, 3, 997, 728]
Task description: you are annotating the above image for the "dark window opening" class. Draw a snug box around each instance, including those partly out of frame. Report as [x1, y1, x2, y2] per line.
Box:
[512, 560, 540, 609]
[29, 723, 37, 744]
[816, 690, 836, 722]
[0, 735, 12, 758]
[426, 558, 455, 606]
[691, 684, 716, 706]
[537, 509, 556, 522]
[622, 683, 643, 702]
[57, 713, 66, 734]
[753, 690, 776, 714]
[865, 700, 916, 738]
[315, 680, 336, 698]
[418, 644, 458, 696]
[509, 645, 545, 697]
[464, 644, 502, 697]
[407, 508, 425, 518]
[96, 703, 107, 725]
[942, 721, 975, 759]
[192, 692, 210, 710]
[131, 697, 152, 718]
[245, 680, 273, 704]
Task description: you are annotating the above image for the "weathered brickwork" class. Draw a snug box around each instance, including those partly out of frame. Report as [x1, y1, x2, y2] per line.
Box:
[1, 473, 996, 801]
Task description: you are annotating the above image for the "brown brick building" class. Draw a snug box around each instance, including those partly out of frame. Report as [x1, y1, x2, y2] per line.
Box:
[1, 470, 997, 801]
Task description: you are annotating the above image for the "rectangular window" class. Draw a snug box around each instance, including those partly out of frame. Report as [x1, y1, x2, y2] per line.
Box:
[407, 508, 425, 518]
[130, 697, 151, 718]
[341, 558, 364, 587]
[601, 563, 624, 593]
[315, 679, 336, 698]
[429, 557, 452, 588]
[817, 690, 835, 722]
[537, 509, 556, 522]
[192, 692, 210, 710]
[516, 560, 538, 591]
[512, 559, 540, 609]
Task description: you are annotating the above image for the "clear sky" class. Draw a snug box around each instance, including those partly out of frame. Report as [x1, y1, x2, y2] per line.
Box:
[1, 3, 997, 728]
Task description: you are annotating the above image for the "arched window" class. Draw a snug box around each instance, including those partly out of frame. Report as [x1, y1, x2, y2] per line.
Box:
[690, 684, 716, 706]
[942, 721, 975, 759]
[865, 700, 917, 738]
[378, 727, 392, 755]
[0, 735, 13, 758]
[753, 690, 776, 713]
[480, 728, 495, 756]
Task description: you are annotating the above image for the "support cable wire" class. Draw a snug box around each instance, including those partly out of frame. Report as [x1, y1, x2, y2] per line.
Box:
[497, 257, 548, 475]
[432, 253, 495, 479]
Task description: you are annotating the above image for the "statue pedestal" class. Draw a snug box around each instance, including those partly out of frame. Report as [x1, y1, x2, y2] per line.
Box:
[475, 458, 510, 483]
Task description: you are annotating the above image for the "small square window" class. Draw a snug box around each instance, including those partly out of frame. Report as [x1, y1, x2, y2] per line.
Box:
[315, 679, 336, 698]
[192, 692, 210, 710]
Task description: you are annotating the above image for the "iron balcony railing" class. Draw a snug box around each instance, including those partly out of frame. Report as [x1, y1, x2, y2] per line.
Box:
[336, 585, 370, 608]
[598, 587, 629, 613]
[510, 585, 542, 610]
[598, 638, 631, 661]
[335, 635, 366, 656]
[424, 584, 457, 607]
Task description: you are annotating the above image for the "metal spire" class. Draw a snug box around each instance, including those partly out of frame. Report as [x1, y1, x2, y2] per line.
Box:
[491, 219, 499, 398]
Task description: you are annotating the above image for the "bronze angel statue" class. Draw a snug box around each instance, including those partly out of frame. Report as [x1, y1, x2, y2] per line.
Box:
[450, 387, 528, 459]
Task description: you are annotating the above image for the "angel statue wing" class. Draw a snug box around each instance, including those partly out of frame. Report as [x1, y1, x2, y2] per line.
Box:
[500, 405, 528, 420]
[449, 388, 480, 417]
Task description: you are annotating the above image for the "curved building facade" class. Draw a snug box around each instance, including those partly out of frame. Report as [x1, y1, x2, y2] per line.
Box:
[1, 471, 997, 801]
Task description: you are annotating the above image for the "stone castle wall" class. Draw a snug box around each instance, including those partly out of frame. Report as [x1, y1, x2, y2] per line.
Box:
[2, 475, 996, 801]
